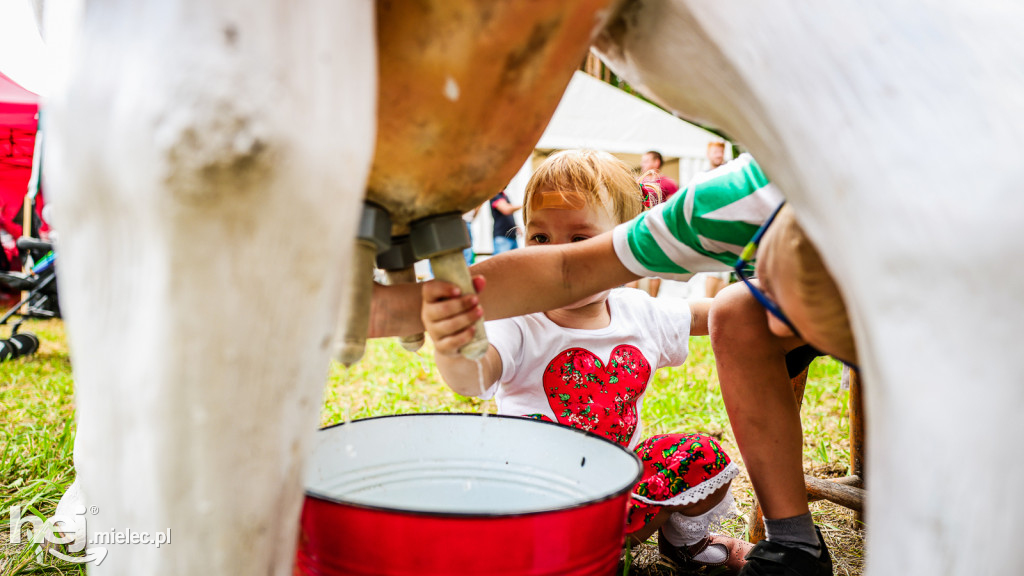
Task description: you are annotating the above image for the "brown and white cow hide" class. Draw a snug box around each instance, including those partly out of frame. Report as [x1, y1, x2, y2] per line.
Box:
[41, 0, 1024, 574]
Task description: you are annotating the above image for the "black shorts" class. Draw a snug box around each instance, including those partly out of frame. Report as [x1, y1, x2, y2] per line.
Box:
[785, 345, 825, 379]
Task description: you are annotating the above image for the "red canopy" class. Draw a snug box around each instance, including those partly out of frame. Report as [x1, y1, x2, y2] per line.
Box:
[0, 70, 39, 131]
[0, 70, 42, 264]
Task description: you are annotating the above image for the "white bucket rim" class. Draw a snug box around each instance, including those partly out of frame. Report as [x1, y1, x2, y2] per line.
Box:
[305, 413, 643, 519]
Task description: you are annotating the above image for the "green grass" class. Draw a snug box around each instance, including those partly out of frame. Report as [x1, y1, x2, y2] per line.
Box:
[1, 319, 81, 575]
[1, 320, 863, 575]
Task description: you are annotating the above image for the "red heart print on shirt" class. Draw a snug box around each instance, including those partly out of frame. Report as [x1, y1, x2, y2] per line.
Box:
[542, 345, 651, 446]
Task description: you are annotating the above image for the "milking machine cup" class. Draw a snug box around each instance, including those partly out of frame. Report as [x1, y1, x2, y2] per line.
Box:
[410, 212, 488, 359]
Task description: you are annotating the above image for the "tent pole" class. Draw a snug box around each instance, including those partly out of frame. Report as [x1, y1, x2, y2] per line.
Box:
[21, 126, 42, 315]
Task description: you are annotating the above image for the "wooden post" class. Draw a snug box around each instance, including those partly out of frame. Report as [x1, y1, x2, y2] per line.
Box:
[746, 502, 766, 544]
[848, 369, 865, 523]
[20, 194, 33, 309]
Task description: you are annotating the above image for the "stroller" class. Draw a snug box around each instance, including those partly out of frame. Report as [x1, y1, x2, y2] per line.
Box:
[0, 236, 58, 360]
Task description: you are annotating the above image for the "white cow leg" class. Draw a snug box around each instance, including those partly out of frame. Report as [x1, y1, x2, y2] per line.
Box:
[595, 1, 1024, 574]
[44, 1, 376, 572]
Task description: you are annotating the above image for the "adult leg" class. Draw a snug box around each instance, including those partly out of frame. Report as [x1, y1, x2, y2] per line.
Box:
[710, 284, 832, 575]
[709, 283, 808, 521]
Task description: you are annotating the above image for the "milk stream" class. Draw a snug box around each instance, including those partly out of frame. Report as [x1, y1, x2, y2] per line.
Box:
[468, 358, 492, 495]
[474, 358, 490, 418]
[343, 405, 354, 458]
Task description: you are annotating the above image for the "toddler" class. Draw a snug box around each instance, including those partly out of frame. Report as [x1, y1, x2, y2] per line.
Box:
[421, 150, 752, 573]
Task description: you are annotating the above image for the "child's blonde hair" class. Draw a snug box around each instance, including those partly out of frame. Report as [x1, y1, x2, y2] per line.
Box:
[523, 150, 646, 226]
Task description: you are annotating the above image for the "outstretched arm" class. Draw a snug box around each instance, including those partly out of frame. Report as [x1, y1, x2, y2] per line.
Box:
[368, 281, 424, 338]
[470, 231, 638, 318]
[368, 231, 639, 338]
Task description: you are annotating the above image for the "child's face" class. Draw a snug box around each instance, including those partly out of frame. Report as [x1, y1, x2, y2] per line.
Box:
[525, 190, 617, 247]
[526, 189, 618, 310]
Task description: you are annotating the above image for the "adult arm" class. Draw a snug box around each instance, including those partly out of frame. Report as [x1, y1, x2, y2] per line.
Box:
[367, 231, 639, 337]
[368, 281, 424, 338]
[470, 230, 639, 319]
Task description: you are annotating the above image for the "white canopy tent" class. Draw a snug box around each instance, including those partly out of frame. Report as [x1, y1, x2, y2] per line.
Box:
[470, 70, 728, 256]
[536, 71, 725, 164]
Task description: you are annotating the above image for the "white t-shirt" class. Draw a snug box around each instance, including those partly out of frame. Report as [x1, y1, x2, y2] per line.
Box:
[482, 288, 692, 448]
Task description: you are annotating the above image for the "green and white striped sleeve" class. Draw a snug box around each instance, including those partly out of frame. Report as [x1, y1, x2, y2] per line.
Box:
[612, 154, 784, 281]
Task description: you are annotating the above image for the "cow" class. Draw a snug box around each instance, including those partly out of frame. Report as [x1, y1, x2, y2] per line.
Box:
[41, 0, 1024, 573]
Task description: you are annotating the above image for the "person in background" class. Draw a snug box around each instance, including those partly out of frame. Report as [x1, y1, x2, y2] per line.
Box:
[639, 150, 679, 205]
[490, 190, 522, 255]
[628, 178, 664, 297]
[706, 141, 727, 170]
[633, 155, 674, 297]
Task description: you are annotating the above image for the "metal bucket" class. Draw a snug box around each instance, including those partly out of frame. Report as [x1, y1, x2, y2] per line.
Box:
[295, 413, 642, 575]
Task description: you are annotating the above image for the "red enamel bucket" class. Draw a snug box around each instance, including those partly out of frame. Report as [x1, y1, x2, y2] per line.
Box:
[295, 413, 642, 575]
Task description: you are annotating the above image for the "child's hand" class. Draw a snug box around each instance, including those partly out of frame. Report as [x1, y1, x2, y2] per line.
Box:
[421, 276, 485, 357]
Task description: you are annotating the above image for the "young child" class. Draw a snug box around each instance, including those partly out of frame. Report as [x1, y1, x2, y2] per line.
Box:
[371, 152, 851, 576]
[421, 150, 753, 573]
